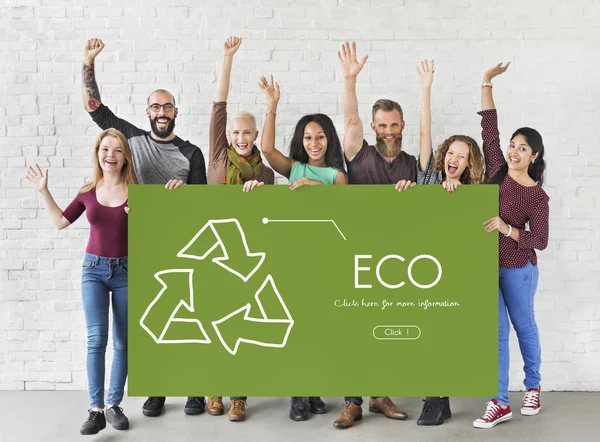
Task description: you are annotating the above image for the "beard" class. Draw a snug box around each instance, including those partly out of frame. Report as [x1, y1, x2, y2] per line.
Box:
[375, 135, 403, 158]
[150, 116, 176, 139]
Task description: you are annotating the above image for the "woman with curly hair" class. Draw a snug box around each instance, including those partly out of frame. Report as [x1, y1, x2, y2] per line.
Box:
[416, 59, 484, 192]
[414, 60, 485, 427]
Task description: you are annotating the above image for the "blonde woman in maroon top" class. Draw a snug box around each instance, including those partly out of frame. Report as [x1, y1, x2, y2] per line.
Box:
[473, 63, 549, 429]
[26, 129, 138, 435]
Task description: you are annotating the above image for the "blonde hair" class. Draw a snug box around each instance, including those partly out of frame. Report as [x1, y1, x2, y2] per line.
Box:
[230, 111, 257, 131]
[81, 128, 139, 193]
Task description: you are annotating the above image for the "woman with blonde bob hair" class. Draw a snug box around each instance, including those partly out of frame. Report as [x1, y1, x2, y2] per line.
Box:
[203, 35, 276, 423]
[26, 128, 138, 435]
[207, 36, 274, 188]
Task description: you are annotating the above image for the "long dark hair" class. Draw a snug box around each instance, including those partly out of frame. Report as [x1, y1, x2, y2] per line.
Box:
[289, 114, 346, 171]
[488, 127, 546, 187]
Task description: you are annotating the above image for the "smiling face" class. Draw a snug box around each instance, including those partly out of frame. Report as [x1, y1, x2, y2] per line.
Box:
[230, 118, 258, 156]
[146, 90, 177, 139]
[303, 121, 328, 163]
[444, 141, 470, 180]
[97, 135, 126, 174]
[371, 109, 405, 158]
[506, 134, 537, 171]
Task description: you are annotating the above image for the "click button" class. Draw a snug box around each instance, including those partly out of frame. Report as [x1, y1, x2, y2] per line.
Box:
[372, 325, 421, 340]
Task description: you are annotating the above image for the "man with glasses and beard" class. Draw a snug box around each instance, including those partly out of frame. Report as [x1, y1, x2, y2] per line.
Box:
[332, 41, 414, 430]
[81, 38, 207, 419]
[81, 38, 206, 187]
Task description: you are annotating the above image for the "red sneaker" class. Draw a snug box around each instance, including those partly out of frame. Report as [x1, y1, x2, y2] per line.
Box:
[473, 399, 512, 429]
[521, 387, 541, 416]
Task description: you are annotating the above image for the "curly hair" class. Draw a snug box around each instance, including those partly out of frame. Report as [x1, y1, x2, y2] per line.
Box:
[432, 135, 484, 184]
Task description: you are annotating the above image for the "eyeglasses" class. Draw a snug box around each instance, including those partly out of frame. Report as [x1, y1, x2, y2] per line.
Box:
[148, 103, 175, 112]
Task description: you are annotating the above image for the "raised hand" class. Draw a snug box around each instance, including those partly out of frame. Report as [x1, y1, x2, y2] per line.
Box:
[243, 180, 264, 192]
[337, 41, 368, 79]
[258, 75, 280, 104]
[418, 59, 435, 89]
[26, 164, 48, 193]
[83, 38, 105, 66]
[223, 36, 242, 57]
[483, 62, 511, 82]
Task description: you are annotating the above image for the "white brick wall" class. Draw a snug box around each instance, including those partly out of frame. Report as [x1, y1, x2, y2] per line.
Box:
[1, 0, 599, 392]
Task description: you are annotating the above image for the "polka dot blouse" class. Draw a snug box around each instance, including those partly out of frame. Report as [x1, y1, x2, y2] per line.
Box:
[478, 109, 549, 269]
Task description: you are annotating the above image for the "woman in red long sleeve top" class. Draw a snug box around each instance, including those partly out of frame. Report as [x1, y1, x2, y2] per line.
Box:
[473, 63, 549, 430]
[27, 129, 138, 435]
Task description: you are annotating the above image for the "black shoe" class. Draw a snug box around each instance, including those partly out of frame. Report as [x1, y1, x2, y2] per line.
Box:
[417, 397, 449, 426]
[309, 396, 327, 414]
[184, 396, 206, 415]
[80, 410, 106, 435]
[440, 396, 452, 420]
[106, 406, 129, 430]
[289, 397, 309, 421]
[142, 397, 165, 417]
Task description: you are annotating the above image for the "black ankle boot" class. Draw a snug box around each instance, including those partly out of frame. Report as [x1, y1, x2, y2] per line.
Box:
[309, 396, 327, 414]
[417, 397, 449, 426]
[440, 396, 452, 420]
[289, 397, 309, 421]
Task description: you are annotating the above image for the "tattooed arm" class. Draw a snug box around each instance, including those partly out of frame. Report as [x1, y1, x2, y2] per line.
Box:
[82, 38, 105, 112]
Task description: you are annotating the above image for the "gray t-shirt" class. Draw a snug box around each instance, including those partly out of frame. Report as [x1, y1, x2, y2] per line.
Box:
[89, 104, 206, 185]
[417, 152, 443, 185]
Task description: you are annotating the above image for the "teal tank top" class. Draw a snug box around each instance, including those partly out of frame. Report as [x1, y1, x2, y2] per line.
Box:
[288, 162, 339, 185]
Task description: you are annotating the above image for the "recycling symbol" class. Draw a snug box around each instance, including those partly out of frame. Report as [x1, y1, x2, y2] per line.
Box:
[139, 219, 294, 355]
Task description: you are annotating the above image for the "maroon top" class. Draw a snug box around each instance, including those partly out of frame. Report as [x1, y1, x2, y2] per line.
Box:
[346, 140, 417, 184]
[479, 109, 549, 269]
[63, 188, 128, 258]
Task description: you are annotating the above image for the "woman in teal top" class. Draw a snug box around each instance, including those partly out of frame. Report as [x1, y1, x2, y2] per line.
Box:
[243, 75, 347, 192]
[243, 76, 346, 420]
[288, 161, 340, 185]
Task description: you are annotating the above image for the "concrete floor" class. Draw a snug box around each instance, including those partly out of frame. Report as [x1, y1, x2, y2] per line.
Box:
[0, 392, 597, 442]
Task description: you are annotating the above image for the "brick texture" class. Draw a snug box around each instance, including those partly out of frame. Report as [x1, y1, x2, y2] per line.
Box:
[1, 0, 599, 391]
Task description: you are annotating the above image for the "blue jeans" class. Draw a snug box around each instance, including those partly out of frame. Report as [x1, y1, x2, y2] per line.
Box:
[81, 253, 128, 409]
[494, 261, 541, 405]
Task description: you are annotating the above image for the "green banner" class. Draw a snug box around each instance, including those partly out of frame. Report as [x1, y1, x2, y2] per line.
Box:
[128, 185, 498, 397]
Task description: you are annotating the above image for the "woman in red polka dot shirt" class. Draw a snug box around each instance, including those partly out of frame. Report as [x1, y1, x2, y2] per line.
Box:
[473, 63, 549, 430]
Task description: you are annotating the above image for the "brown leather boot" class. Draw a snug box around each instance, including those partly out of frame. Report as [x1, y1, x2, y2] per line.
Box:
[368, 397, 408, 420]
[207, 397, 224, 416]
[228, 400, 246, 422]
[333, 401, 362, 429]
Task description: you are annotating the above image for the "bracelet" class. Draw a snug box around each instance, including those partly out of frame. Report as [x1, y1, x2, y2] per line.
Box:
[505, 225, 512, 237]
[266, 111, 276, 116]
[482, 82, 493, 88]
